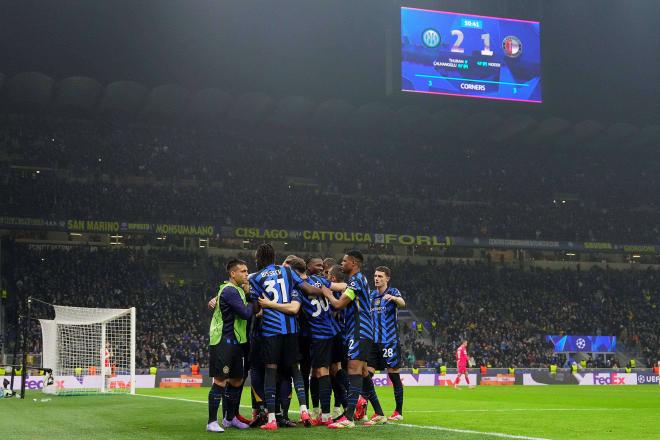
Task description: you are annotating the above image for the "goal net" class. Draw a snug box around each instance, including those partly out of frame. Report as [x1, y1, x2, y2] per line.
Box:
[39, 305, 136, 395]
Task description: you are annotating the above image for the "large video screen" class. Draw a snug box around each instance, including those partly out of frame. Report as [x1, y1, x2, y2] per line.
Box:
[546, 335, 617, 353]
[401, 7, 541, 103]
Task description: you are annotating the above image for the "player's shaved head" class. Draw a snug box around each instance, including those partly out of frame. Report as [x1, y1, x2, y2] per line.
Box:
[346, 250, 364, 265]
[341, 250, 363, 275]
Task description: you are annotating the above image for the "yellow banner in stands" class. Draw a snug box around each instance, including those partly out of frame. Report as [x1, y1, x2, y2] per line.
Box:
[231, 227, 447, 246]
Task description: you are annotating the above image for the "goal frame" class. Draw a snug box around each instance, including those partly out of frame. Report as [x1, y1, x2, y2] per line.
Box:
[27, 298, 137, 397]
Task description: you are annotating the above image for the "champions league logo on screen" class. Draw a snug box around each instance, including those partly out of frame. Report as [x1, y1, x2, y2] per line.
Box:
[421, 29, 440, 48]
[502, 36, 523, 58]
[546, 335, 617, 353]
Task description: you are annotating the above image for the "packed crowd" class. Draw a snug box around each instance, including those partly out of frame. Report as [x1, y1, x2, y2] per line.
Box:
[1, 114, 659, 243]
[389, 259, 659, 368]
[3, 244, 658, 369]
[4, 244, 210, 369]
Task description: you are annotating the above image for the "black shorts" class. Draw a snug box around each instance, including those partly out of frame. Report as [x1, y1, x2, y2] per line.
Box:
[310, 338, 333, 369]
[249, 336, 263, 365]
[209, 342, 244, 379]
[346, 337, 372, 362]
[261, 334, 300, 366]
[368, 341, 401, 370]
[299, 334, 312, 367]
[331, 335, 345, 365]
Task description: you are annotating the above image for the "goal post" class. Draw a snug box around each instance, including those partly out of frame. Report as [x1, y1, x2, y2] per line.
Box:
[39, 305, 136, 396]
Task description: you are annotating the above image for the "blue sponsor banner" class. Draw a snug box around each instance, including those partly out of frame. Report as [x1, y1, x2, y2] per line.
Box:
[546, 335, 616, 353]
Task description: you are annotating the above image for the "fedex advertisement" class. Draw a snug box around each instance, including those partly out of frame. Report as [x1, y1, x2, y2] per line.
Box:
[372, 373, 436, 386]
[2, 375, 156, 391]
[371, 373, 477, 386]
[584, 372, 637, 386]
[523, 372, 637, 386]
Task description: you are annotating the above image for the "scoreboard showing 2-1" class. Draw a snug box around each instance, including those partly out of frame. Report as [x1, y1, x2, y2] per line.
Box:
[401, 7, 541, 103]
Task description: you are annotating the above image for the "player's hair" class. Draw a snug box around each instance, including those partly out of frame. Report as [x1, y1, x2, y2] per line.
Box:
[375, 266, 391, 278]
[286, 256, 306, 273]
[255, 243, 275, 269]
[305, 256, 323, 265]
[346, 250, 364, 266]
[329, 264, 345, 282]
[226, 258, 247, 273]
[322, 257, 336, 269]
[283, 254, 299, 265]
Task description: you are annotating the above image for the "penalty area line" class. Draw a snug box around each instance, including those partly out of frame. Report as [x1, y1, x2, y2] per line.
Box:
[397, 423, 550, 440]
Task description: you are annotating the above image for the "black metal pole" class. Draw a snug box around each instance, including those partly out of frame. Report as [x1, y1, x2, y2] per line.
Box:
[9, 313, 20, 392]
[20, 296, 31, 399]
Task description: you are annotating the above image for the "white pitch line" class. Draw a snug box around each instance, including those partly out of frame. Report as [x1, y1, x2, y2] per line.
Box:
[133, 395, 631, 415]
[134, 393, 207, 404]
[397, 423, 551, 440]
[134, 393, 553, 439]
[404, 408, 632, 413]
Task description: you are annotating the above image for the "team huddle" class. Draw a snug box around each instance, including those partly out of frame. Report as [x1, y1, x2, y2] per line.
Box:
[206, 245, 406, 432]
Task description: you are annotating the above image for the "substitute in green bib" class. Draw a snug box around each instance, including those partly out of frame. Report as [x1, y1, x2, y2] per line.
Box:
[206, 258, 253, 433]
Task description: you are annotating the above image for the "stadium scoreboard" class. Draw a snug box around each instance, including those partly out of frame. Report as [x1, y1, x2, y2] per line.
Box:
[401, 7, 542, 103]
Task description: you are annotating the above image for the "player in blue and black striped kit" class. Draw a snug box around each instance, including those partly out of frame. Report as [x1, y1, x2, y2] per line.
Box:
[323, 250, 387, 428]
[250, 243, 331, 431]
[368, 266, 406, 420]
[299, 257, 347, 425]
[325, 261, 350, 419]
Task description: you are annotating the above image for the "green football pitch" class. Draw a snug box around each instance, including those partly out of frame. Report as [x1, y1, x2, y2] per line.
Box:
[4, 386, 659, 440]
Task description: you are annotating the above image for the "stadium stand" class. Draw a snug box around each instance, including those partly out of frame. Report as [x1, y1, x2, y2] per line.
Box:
[2, 243, 657, 370]
[1, 114, 659, 244]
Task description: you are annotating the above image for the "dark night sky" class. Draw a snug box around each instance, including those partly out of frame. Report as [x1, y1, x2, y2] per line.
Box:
[2, 0, 660, 123]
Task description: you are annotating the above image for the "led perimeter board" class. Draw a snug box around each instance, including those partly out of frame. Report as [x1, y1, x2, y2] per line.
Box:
[401, 7, 541, 103]
[546, 335, 617, 353]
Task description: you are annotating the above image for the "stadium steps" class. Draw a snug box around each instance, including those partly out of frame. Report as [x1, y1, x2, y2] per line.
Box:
[402, 306, 436, 347]
[615, 344, 646, 367]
